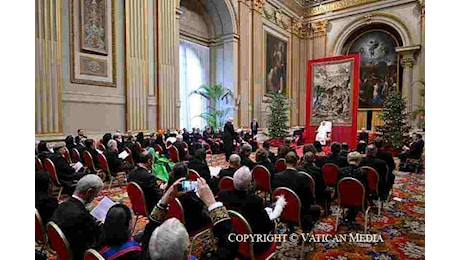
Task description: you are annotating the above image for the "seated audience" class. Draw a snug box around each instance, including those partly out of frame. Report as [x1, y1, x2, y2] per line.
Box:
[255, 148, 275, 176]
[316, 142, 348, 168]
[65, 135, 76, 152]
[187, 148, 211, 183]
[50, 175, 104, 260]
[374, 137, 396, 193]
[74, 129, 87, 146]
[302, 143, 316, 156]
[338, 152, 368, 223]
[338, 142, 350, 157]
[219, 166, 275, 255]
[103, 139, 133, 175]
[210, 154, 241, 194]
[85, 139, 102, 169]
[125, 134, 141, 163]
[297, 152, 330, 211]
[35, 170, 58, 224]
[172, 134, 187, 161]
[49, 143, 87, 194]
[76, 137, 87, 156]
[399, 133, 425, 161]
[313, 141, 326, 157]
[143, 177, 237, 259]
[167, 163, 211, 234]
[360, 144, 390, 199]
[357, 128, 369, 154]
[239, 143, 256, 170]
[113, 132, 125, 151]
[102, 133, 112, 149]
[128, 151, 163, 213]
[37, 141, 53, 162]
[263, 140, 276, 163]
[272, 152, 317, 230]
[136, 132, 146, 148]
[99, 204, 142, 259]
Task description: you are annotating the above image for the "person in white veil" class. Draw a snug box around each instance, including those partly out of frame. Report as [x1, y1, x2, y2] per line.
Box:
[316, 121, 329, 146]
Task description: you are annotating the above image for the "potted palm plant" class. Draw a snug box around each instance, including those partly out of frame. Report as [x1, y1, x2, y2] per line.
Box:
[189, 84, 234, 130]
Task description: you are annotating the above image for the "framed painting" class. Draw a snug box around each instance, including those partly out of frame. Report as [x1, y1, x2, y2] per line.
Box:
[70, 0, 116, 87]
[265, 32, 288, 95]
[80, 0, 108, 55]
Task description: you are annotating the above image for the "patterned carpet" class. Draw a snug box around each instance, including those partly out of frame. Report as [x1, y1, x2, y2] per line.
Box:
[43, 151, 425, 259]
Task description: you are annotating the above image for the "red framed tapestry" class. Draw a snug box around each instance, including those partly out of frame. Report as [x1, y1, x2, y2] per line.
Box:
[304, 54, 360, 149]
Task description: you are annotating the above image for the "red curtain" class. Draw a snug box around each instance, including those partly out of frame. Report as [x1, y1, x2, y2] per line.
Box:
[304, 54, 360, 149]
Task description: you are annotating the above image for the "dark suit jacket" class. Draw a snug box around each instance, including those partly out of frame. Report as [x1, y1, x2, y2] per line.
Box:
[103, 149, 131, 175]
[76, 144, 86, 157]
[409, 139, 424, 159]
[178, 193, 211, 234]
[128, 166, 162, 213]
[219, 167, 238, 179]
[360, 156, 388, 197]
[316, 154, 348, 168]
[272, 168, 314, 217]
[223, 122, 236, 150]
[377, 149, 395, 173]
[338, 164, 368, 194]
[250, 121, 259, 134]
[297, 163, 327, 203]
[86, 148, 102, 169]
[173, 141, 187, 161]
[219, 189, 274, 254]
[51, 197, 102, 260]
[267, 151, 276, 164]
[36, 171, 58, 224]
[49, 154, 79, 190]
[188, 159, 211, 183]
[125, 141, 140, 163]
[239, 153, 255, 170]
[256, 159, 275, 176]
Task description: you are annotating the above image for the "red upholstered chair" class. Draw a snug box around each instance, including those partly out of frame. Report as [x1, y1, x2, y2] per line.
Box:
[84, 249, 105, 260]
[167, 198, 185, 223]
[272, 187, 301, 226]
[219, 176, 234, 192]
[97, 139, 105, 151]
[298, 171, 316, 204]
[47, 221, 72, 260]
[36, 156, 43, 171]
[361, 166, 382, 216]
[228, 210, 277, 260]
[335, 177, 372, 233]
[135, 141, 143, 153]
[63, 147, 72, 164]
[188, 169, 201, 181]
[169, 145, 180, 163]
[35, 209, 47, 252]
[82, 150, 106, 182]
[127, 182, 148, 233]
[154, 144, 163, 154]
[71, 148, 81, 163]
[252, 165, 272, 203]
[322, 163, 340, 187]
[98, 153, 126, 190]
[43, 158, 63, 200]
[275, 158, 287, 173]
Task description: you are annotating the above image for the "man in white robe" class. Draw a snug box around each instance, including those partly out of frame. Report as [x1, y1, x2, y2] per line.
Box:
[316, 121, 331, 145]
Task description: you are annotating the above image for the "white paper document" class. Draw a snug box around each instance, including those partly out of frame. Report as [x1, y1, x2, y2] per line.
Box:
[90, 196, 116, 222]
[74, 162, 84, 172]
[118, 150, 129, 160]
[209, 166, 222, 178]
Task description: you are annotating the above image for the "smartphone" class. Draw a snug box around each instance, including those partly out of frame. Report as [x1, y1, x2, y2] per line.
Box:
[178, 181, 198, 193]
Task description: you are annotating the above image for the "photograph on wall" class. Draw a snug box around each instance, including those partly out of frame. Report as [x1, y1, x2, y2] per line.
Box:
[310, 59, 354, 126]
[265, 33, 287, 95]
[347, 30, 398, 108]
[80, 0, 108, 55]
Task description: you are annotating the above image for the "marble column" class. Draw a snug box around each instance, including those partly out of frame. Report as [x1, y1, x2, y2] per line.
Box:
[35, 0, 63, 135]
[125, 0, 149, 132]
[311, 20, 328, 59]
[157, 0, 180, 130]
[251, 1, 264, 126]
[397, 46, 420, 115]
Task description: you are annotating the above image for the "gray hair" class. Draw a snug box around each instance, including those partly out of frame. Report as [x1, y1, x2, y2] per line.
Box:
[233, 166, 252, 190]
[75, 174, 103, 194]
[107, 139, 117, 150]
[176, 135, 183, 141]
[229, 154, 241, 166]
[303, 151, 315, 164]
[149, 218, 189, 260]
[242, 143, 252, 153]
[347, 151, 362, 165]
[365, 144, 378, 157]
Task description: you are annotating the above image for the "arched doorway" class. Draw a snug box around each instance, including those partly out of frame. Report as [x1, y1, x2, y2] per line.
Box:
[341, 24, 403, 131]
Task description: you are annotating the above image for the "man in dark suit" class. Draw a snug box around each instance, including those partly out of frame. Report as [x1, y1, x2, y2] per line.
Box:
[75, 137, 87, 156]
[210, 154, 241, 194]
[360, 144, 389, 199]
[50, 175, 104, 260]
[374, 137, 395, 195]
[219, 166, 274, 255]
[338, 142, 350, 158]
[103, 139, 133, 175]
[399, 133, 425, 161]
[357, 128, 368, 154]
[297, 152, 329, 210]
[316, 142, 348, 168]
[172, 135, 187, 161]
[262, 140, 276, 163]
[272, 152, 317, 230]
[128, 151, 163, 213]
[113, 132, 125, 151]
[84, 139, 101, 169]
[74, 129, 87, 147]
[239, 143, 255, 170]
[49, 143, 87, 195]
[255, 148, 275, 176]
[223, 118, 237, 161]
[250, 119, 259, 137]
